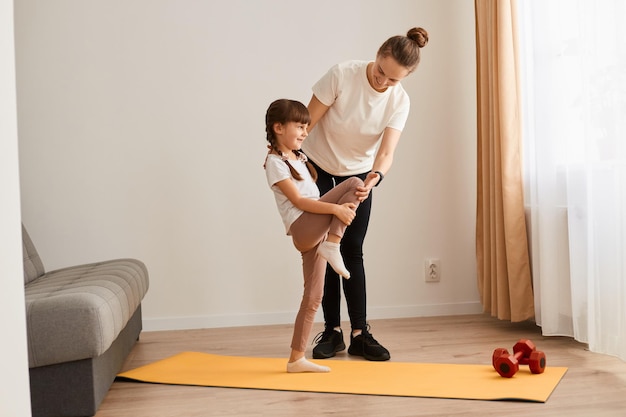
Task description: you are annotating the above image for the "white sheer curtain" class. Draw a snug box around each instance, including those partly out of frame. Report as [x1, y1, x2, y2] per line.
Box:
[520, 0, 626, 360]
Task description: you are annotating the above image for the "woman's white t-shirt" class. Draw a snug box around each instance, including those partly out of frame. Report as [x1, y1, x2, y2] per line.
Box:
[302, 60, 410, 176]
[265, 154, 320, 235]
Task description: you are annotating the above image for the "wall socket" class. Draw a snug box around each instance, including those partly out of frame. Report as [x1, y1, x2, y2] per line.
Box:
[424, 258, 441, 282]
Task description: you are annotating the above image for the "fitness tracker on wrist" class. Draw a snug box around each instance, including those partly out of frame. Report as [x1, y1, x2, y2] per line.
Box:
[374, 171, 384, 187]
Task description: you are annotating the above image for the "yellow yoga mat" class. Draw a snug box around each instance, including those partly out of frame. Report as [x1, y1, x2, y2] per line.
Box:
[117, 352, 567, 403]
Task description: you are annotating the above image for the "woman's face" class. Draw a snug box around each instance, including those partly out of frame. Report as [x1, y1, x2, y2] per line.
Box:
[368, 55, 411, 92]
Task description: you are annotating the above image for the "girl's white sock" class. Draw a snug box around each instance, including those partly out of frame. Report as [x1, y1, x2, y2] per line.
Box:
[317, 241, 350, 279]
[286, 357, 331, 373]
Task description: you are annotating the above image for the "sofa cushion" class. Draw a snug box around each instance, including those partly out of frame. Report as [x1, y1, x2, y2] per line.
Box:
[25, 258, 149, 368]
[22, 225, 45, 285]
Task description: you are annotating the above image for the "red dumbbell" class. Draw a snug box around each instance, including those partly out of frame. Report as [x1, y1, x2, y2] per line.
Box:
[492, 339, 547, 378]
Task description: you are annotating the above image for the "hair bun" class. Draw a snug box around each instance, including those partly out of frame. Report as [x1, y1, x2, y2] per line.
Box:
[407, 27, 428, 48]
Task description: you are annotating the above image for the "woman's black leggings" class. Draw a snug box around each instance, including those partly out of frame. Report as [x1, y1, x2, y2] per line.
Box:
[311, 160, 372, 332]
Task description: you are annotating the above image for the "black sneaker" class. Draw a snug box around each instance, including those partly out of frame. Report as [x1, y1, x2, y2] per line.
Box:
[312, 328, 345, 359]
[348, 325, 390, 361]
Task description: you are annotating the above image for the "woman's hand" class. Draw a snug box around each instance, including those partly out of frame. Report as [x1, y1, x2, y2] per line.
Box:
[334, 202, 357, 225]
[355, 172, 379, 202]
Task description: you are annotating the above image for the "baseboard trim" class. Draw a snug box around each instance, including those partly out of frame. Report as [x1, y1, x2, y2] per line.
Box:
[142, 302, 483, 332]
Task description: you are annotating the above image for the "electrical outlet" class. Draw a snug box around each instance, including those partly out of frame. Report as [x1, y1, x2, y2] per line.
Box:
[424, 258, 441, 282]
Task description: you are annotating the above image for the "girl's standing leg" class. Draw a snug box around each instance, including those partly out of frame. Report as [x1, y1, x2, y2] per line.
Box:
[287, 217, 330, 373]
[288, 246, 326, 354]
[286, 243, 330, 373]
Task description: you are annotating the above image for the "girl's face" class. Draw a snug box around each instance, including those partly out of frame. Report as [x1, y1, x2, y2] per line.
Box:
[274, 121, 309, 153]
[368, 55, 411, 92]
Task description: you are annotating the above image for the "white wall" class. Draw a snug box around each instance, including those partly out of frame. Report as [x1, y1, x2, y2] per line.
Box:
[15, 0, 479, 331]
[1, 0, 32, 414]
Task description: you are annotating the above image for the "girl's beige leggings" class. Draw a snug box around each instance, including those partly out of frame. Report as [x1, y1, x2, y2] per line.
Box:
[287, 176, 363, 352]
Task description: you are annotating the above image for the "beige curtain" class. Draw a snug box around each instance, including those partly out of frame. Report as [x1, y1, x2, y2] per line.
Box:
[474, 0, 534, 322]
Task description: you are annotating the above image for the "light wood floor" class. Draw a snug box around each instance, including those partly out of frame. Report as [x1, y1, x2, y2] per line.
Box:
[95, 314, 626, 417]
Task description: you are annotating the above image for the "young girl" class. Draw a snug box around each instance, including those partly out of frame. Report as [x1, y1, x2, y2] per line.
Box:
[264, 99, 364, 373]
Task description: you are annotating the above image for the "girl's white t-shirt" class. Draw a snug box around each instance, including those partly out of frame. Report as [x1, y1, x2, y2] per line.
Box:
[302, 60, 410, 176]
[265, 154, 320, 235]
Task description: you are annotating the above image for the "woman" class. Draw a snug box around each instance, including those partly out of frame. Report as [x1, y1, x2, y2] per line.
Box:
[303, 27, 429, 362]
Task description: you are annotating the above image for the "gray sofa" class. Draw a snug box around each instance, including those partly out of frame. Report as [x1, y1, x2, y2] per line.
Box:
[22, 225, 149, 417]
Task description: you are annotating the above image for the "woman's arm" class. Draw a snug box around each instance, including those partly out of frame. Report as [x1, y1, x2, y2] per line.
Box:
[357, 127, 402, 195]
[275, 178, 356, 225]
[307, 95, 330, 132]
[372, 127, 401, 175]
